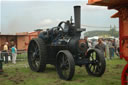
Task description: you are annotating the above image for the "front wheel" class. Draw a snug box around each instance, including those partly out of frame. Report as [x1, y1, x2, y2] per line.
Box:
[85, 49, 106, 77]
[56, 50, 75, 80]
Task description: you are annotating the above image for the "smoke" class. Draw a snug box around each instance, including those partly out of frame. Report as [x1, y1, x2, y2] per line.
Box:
[1, 16, 36, 34]
[38, 19, 53, 27]
[36, 19, 63, 29]
[1, 1, 65, 34]
[7, 18, 21, 34]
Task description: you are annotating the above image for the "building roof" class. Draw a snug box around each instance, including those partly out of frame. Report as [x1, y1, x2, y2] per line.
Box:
[0, 34, 17, 36]
[88, 0, 128, 9]
[16, 32, 28, 36]
[88, 0, 128, 18]
[0, 31, 41, 36]
[111, 12, 120, 18]
[0, 34, 27, 36]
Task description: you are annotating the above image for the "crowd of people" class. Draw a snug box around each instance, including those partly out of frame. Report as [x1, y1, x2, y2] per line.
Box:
[0, 42, 17, 64]
[85, 36, 120, 60]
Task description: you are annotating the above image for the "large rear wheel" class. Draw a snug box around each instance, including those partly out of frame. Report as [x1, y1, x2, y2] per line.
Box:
[28, 38, 47, 72]
[56, 50, 75, 80]
[85, 49, 106, 77]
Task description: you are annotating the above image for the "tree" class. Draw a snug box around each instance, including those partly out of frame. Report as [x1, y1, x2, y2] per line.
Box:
[108, 25, 119, 37]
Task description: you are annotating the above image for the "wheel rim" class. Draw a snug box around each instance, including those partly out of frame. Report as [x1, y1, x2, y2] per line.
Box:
[28, 40, 40, 71]
[87, 51, 102, 75]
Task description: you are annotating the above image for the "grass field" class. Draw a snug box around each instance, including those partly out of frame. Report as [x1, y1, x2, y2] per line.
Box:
[0, 58, 126, 85]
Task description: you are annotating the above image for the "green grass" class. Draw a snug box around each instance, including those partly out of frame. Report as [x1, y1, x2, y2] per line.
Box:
[17, 53, 27, 60]
[0, 58, 126, 85]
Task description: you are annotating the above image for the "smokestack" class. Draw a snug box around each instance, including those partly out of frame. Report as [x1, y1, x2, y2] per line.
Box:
[74, 6, 81, 29]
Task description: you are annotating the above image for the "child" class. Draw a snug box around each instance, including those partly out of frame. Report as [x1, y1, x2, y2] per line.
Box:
[11, 45, 17, 64]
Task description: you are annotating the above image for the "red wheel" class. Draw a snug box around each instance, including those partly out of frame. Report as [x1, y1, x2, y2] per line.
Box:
[121, 64, 128, 85]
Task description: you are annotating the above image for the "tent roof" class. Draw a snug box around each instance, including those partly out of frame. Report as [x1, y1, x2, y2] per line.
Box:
[88, 0, 128, 9]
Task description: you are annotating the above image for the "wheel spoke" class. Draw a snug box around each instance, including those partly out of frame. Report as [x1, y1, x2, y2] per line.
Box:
[32, 42, 35, 49]
[62, 54, 65, 64]
[28, 51, 34, 53]
[35, 45, 38, 50]
[89, 64, 93, 70]
[63, 69, 69, 78]
[65, 60, 68, 65]
[31, 56, 36, 61]
[92, 65, 96, 73]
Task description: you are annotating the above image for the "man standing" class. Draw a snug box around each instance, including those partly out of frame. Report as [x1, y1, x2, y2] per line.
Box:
[112, 39, 117, 54]
[95, 38, 107, 58]
[3, 42, 9, 64]
[116, 40, 120, 57]
[108, 40, 115, 59]
[84, 36, 89, 49]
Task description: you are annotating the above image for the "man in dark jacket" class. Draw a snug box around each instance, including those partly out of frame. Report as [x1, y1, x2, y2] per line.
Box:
[84, 36, 89, 49]
[95, 38, 107, 58]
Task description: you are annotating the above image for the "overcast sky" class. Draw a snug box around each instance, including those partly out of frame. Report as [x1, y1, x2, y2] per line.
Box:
[0, 0, 119, 34]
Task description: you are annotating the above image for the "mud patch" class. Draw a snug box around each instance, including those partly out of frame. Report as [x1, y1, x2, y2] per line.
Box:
[113, 64, 124, 69]
[54, 80, 60, 83]
[75, 79, 85, 83]
[8, 73, 26, 84]
[2, 73, 9, 77]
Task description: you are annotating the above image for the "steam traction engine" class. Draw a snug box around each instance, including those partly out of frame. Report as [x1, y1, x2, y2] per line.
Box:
[27, 6, 106, 80]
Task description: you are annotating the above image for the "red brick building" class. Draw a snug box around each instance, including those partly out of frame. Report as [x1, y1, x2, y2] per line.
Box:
[0, 31, 40, 51]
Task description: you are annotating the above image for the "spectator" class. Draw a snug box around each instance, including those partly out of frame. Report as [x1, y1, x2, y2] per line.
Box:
[92, 40, 98, 48]
[84, 36, 89, 49]
[116, 39, 120, 57]
[11, 45, 17, 64]
[88, 40, 92, 48]
[108, 40, 115, 59]
[105, 40, 110, 59]
[2, 42, 9, 64]
[95, 38, 107, 58]
[112, 39, 117, 54]
[102, 39, 107, 46]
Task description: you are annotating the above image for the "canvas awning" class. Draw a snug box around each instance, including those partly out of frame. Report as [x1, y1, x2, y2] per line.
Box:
[88, 0, 128, 9]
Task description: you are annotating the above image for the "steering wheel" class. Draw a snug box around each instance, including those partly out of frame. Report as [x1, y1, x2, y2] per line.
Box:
[57, 21, 66, 32]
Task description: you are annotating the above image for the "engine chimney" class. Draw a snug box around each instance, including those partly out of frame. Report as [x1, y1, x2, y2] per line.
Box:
[74, 6, 81, 29]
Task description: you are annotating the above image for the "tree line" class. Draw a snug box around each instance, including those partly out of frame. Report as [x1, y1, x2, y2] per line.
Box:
[84, 25, 119, 37]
